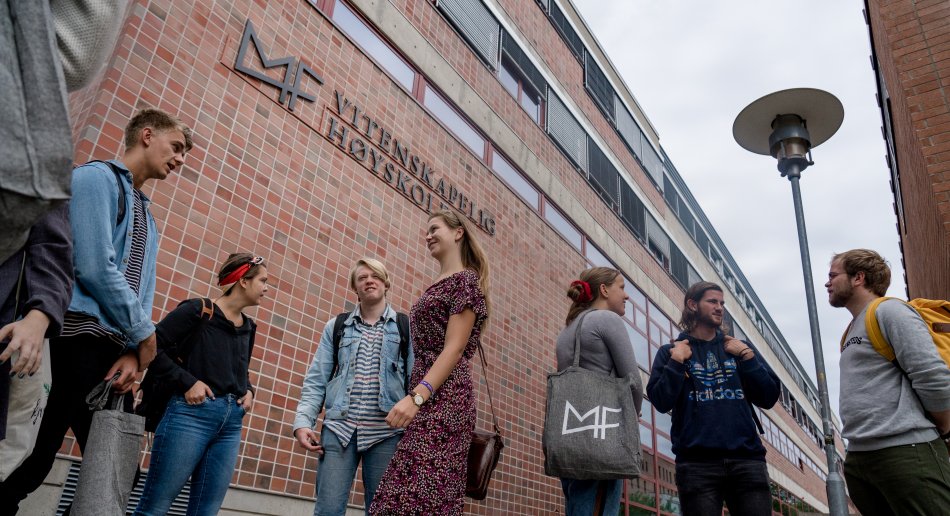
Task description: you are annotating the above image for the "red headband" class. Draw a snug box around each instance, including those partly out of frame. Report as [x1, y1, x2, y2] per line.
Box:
[218, 256, 264, 289]
[219, 263, 251, 287]
[571, 280, 593, 303]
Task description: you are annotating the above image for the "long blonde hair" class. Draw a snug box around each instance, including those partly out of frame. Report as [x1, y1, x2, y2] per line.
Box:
[429, 210, 492, 321]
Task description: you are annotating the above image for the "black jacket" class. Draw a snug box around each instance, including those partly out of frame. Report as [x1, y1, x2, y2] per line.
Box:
[149, 298, 256, 398]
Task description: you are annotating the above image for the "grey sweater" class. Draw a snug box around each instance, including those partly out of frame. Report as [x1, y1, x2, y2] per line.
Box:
[556, 309, 643, 414]
[839, 299, 950, 451]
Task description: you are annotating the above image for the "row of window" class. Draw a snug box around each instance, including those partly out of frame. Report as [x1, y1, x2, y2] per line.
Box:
[434, 0, 706, 293]
[754, 407, 827, 481]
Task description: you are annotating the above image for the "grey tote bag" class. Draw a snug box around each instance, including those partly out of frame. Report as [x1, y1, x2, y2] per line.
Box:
[72, 374, 144, 515]
[542, 310, 641, 479]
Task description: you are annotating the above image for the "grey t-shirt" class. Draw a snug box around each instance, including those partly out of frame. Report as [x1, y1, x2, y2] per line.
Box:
[839, 299, 950, 451]
[556, 309, 643, 413]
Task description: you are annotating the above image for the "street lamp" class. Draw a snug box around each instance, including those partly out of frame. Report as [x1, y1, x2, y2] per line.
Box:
[733, 88, 849, 516]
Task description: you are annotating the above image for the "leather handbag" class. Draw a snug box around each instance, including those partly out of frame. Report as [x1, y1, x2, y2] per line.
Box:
[543, 310, 641, 480]
[465, 339, 504, 500]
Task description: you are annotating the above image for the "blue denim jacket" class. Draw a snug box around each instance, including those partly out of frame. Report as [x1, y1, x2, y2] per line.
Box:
[293, 304, 413, 431]
[67, 160, 158, 347]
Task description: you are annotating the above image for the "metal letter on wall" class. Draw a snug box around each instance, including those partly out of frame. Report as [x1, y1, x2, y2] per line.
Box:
[234, 20, 324, 111]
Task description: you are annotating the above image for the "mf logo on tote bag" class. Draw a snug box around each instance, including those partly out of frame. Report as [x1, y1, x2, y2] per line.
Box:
[562, 401, 621, 439]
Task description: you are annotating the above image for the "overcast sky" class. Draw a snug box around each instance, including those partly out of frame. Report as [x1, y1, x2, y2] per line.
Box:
[570, 0, 905, 416]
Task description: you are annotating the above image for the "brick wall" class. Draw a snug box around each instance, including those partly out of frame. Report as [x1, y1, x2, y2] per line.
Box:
[867, 0, 950, 299]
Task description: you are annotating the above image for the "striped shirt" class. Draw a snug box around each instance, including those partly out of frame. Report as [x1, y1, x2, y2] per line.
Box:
[324, 308, 402, 450]
[61, 188, 149, 346]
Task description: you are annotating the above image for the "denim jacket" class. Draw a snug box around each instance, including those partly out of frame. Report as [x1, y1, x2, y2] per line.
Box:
[293, 304, 413, 431]
[67, 160, 158, 347]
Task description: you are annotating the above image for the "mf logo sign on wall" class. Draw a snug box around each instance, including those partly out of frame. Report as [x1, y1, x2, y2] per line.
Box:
[234, 20, 324, 111]
[561, 401, 621, 439]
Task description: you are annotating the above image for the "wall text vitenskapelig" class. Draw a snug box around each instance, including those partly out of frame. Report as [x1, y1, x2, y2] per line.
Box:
[324, 91, 496, 235]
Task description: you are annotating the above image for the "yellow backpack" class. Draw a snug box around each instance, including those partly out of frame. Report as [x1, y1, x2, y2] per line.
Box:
[864, 297, 950, 368]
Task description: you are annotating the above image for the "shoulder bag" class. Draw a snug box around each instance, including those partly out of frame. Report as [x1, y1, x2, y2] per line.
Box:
[465, 338, 504, 500]
[543, 310, 641, 479]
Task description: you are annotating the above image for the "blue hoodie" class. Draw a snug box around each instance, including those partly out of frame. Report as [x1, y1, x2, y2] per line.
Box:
[646, 330, 780, 462]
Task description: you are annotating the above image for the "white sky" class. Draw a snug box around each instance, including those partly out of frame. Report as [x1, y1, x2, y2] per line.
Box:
[570, 0, 906, 416]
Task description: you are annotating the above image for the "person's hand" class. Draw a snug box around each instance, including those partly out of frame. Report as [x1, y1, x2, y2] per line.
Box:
[136, 333, 157, 371]
[184, 380, 215, 404]
[238, 390, 253, 412]
[294, 427, 324, 455]
[0, 310, 50, 377]
[106, 351, 140, 393]
[385, 396, 420, 428]
[724, 336, 754, 360]
[670, 339, 692, 363]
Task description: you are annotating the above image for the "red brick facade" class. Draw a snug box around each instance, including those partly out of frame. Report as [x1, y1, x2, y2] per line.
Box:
[54, 0, 841, 513]
[865, 0, 950, 299]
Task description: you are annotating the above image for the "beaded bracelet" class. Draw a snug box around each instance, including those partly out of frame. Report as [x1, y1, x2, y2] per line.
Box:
[739, 348, 754, 360]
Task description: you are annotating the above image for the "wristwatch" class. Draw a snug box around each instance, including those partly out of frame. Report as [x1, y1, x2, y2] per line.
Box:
[410, 391, 425, 407]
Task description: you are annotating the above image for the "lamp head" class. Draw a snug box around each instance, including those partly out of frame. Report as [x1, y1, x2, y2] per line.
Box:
[733, 88, 843, 178]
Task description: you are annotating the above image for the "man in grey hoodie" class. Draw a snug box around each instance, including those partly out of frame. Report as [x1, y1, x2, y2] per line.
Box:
[826, 249, 950, 515]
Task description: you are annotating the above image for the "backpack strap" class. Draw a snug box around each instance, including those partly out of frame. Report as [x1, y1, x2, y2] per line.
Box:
[864, 297, 898, 363]
[330, 312, 349, 380]
[170, 297, 214, 366]
[396, 312, 411, 392]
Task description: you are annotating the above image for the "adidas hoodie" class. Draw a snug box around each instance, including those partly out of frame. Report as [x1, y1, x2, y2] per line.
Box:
[647, 330, 780, 462]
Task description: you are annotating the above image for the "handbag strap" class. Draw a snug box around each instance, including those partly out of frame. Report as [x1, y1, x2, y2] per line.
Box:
[571, 310, 593, 368]
[474, 339, 502, 435]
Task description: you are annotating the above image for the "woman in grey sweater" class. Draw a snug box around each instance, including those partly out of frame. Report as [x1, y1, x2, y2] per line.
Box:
[555, 267, 643, 515]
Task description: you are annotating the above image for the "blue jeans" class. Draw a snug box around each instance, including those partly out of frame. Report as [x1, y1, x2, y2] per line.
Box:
[314, 426, 401, 516]
[560, 478, 623, 516]
[134, 395, 246, 516]
[675, 459, 771, 516]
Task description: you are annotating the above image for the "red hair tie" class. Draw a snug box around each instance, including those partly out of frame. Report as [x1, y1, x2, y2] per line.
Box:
[570, 280, 593, 303]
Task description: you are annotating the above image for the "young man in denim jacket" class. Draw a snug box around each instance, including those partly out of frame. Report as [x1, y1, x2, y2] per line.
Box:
[0, 108, 192, 513]
[293, 258, 413, 516]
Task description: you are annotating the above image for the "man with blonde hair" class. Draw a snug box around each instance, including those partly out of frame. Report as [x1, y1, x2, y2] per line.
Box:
[293, 258, 412, 515]
[826, 249, 950, 514]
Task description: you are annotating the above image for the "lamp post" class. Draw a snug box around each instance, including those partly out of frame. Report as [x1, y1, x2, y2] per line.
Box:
[733, 88, 849, 516]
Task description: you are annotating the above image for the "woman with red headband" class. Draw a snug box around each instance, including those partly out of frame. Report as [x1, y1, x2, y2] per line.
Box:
[135, 253, 268, 516]
[555, 267, 643, 515]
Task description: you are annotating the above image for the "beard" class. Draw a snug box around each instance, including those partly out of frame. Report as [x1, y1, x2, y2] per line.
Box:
[696, 310, 722, 329]
[828, 282, 853, 307]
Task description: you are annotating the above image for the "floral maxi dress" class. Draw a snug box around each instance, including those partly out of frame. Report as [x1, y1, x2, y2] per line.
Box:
[369, 270, 488, 515]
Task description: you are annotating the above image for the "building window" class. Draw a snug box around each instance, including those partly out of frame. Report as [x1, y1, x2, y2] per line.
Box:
[500, 33, 546, 124]
[422, 84, 486, 157]
[330, 1, 415, 91]
[585, 241, 611, 268]
[490, 151, 540, 210]
[546, 93, 587, 170]
[499, 57, 542, 123]
[544, 203, 583, 250]
[584, 51, 615, 121]
[435, 0, 500, 70]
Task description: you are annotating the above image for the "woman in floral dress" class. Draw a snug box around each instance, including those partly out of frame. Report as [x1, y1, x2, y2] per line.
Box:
[369, 210, 491, 515]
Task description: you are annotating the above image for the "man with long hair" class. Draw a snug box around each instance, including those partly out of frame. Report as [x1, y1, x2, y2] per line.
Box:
[647, 281, 779, 516]
[826, 249, 950, 514]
